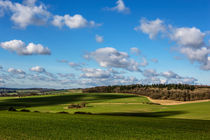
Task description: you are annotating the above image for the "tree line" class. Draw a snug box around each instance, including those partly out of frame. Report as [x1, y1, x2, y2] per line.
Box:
[83, 84, 210, 101]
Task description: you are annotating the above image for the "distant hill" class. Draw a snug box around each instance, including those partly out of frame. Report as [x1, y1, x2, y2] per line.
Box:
[83, 84, 210, 101]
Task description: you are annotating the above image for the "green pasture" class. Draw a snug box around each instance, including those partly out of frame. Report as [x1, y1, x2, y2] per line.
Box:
[0, 92, 210, 139]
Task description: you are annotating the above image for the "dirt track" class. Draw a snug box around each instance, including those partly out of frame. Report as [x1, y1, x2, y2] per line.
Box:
[146, 96, 210, 105]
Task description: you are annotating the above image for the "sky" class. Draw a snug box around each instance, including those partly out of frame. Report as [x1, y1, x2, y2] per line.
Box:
[0, 0, 210, 89]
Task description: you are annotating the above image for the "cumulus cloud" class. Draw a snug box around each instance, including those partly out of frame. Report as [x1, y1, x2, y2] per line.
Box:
[141, 69, 198, 85]
[170, 27, 210, 70]
[138, 18, 210, 71]
[84, 47, 142, 72]
[106, 0, 130, 14]
[81, 68, 111, 79]
[95, 34, 104, 43]
[57, 59, 85, 70]
[0, 0, 100, 30]
[135, 18, 165, 39]
[23, 0, 37, 6]
[29, 66, 56, 79]
[179, 77, 198, 85]
[161, 71, 181, 79]
[201, 57, 210, 70]
[170, 27, 205, 48]
[0, 40, 51, 55]
[143, 69, 158, 78]
[141, 77, 163, 85]
[0, 0, 50, 28]
[160, 70, 197, 84]
[80, 67, 140, 86]
[30, 66, 46, 73]
[8, 68, 25, 75]
[130, 47, 140, 55]
[179, 47, 210, 63]
[52, 14, 100, 29]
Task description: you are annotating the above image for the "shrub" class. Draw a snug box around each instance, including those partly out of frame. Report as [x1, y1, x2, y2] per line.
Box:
[68, 103, 88, 109]
[68, 104, 81, 109]
[58, 111, 69, 114]
[20, 109, 30, 112]
[80, 102, 86, 108]
[8, 107, 16, 111]
[74, 112, 92, 115]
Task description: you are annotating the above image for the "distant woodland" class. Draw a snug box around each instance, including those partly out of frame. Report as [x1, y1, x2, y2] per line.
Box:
[83, 84, 210, 101]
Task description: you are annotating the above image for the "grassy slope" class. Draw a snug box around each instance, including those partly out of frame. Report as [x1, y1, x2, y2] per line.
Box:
[0, 93, 210, 139]
[0, 111, 210, 140]
[0, 93, 209, 120]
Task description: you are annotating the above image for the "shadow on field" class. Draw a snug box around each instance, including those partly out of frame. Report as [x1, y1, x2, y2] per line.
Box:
[96, 111, 187, 118]
[0, 94, 135, 111]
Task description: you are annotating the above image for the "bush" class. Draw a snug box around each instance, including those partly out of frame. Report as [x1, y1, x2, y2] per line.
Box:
[34, 111, 40, 113]
[58, 111, 69, 114]
[80, 102, 86, 108]
[8, 107, 16, 111]
[68, 103, 87, 109]
[74, 112, 92, 115]
[20, 109, 30, 112]
[68, 104, 81, 109]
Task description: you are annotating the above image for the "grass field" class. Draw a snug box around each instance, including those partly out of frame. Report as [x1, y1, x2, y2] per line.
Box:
[0, 92, 210, 139]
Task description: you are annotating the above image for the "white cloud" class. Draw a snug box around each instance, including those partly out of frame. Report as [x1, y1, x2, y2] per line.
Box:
[141, 77, 162, 85]
[84, 47, 141, 72]
[0, 40, 51, 55]
[169, 27, 210, 70]
[52, 14, 100, 29]
[140, 57, 148, 67]
[106, 0, 130, 13]
[130, 47, 140, 55]
[81, 68, 111, 79]
[135, 18, 165, 39]
[23, 0, 36, 6]
[170, 27, 205, 48]
[141, 69, 198, 85]
[161, 71, 181, 79]
[179, 47, 210, 63]
[143, 69, 158, 78]
[201, 56, 210, 70]
[138, 18, 210, 71]
[95, 34, 104, 43]
[0, 0, 100, 29]
[180, 77, 198, 84]
[0, 0, 50, 28]
[51, 15, 64, 28]
[30, 66, 46, 73]
[68, 62, 83, 70]
[8, 68, 25, 75]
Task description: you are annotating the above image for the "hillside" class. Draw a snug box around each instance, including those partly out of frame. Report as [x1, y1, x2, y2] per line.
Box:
[83, 84, 210, 101]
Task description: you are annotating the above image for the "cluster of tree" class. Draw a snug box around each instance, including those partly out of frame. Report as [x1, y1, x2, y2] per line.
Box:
[83, 84, 210, 101]
[0, 88, 59, 97]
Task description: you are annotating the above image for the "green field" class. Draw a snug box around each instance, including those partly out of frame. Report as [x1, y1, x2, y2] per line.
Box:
[0, 92, 210, 139]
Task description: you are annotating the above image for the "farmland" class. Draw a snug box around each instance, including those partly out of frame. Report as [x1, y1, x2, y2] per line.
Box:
[0, 92, 210, 139]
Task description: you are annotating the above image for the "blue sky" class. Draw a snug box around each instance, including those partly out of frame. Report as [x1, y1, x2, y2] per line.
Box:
[0, 0, 209, 88]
